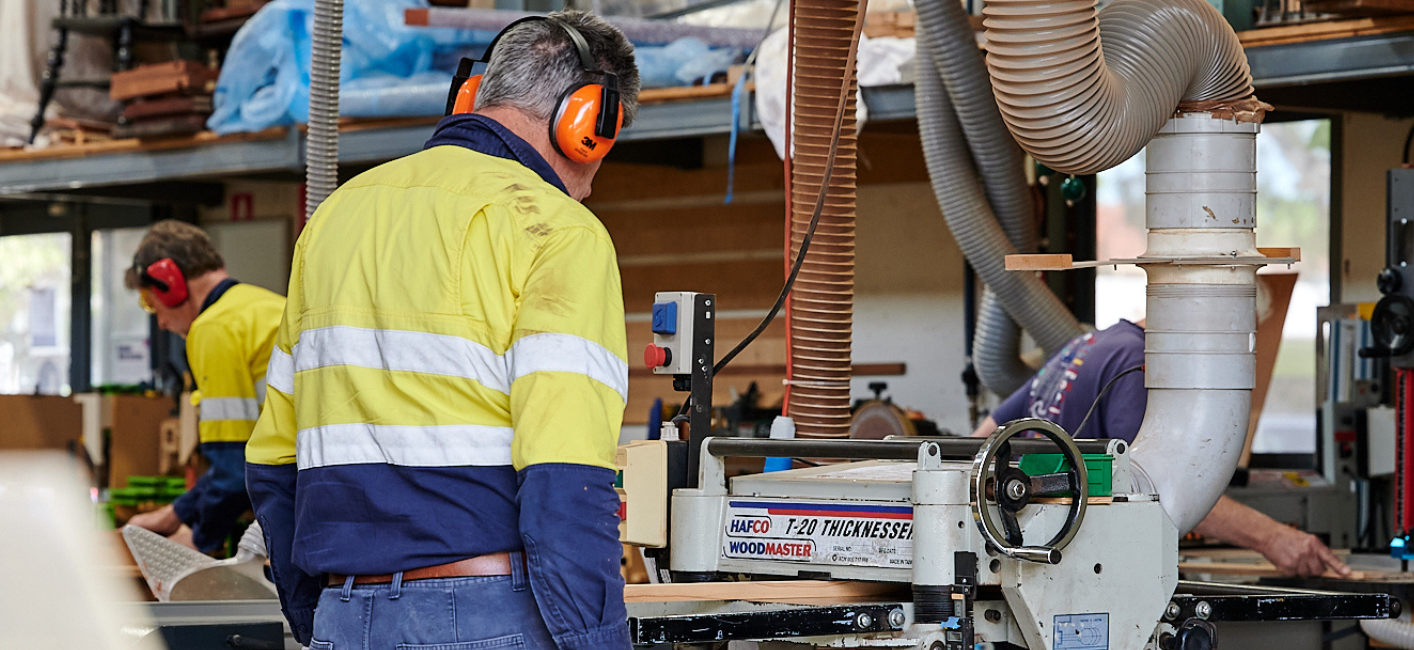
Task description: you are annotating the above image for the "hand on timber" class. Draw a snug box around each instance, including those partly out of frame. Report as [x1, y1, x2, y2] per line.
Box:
[128, 504, 182, 536]
[1257, 527, 1352, 578]
[168, 525, 198, 550]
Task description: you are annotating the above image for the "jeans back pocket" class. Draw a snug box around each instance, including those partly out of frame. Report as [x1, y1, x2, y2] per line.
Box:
[396, 635, 525, 650]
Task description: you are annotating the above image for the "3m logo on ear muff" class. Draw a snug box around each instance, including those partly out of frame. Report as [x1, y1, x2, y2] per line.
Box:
[137, 258, 189, 308]
[445, 15, 623, 164]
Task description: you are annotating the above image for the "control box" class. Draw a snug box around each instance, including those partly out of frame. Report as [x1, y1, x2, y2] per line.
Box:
[615, 440, 687, 547]
[644, 291, 700, 376]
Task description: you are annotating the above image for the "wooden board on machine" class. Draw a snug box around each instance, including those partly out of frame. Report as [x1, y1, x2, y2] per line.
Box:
[624, 580, 908, 604]
[110, 61, 219, 102]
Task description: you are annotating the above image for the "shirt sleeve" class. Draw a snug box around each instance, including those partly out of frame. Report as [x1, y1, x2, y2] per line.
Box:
[171, 442, 250, 552]
[991, 378, 1034, 425]
[506, 222, 631, 650]
[246, 245, 320, 647]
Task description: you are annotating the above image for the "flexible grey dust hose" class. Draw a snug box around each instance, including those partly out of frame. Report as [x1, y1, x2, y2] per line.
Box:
[975, 291, 1035, 394]
[983, 0, 1255, 174]
[915, 0, 1085, 394]
[915, 35, 1083, 362]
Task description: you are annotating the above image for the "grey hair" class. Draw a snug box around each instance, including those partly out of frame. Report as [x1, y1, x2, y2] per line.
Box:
[476, 11, 641, 128]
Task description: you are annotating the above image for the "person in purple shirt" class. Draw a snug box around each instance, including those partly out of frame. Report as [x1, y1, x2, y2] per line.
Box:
[972, 320, 1351, 578]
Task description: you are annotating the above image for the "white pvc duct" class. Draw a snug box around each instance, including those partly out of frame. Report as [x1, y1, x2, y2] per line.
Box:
[979, 0, 1267, 533]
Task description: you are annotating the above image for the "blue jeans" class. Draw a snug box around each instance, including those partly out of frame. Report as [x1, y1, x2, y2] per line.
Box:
[309, 554, 556, 650]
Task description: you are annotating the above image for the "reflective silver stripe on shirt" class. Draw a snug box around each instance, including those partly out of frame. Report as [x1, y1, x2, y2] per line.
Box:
[294, 326, 510, 394]
[507, 332, 629, 402]
[296, 423, 514, 469]
[200, 397, 262, 422]
[255, 377, 267, 405]
[266, 346, 295, 395]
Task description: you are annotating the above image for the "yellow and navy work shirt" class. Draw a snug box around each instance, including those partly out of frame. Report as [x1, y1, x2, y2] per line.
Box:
[171, 280, 284, 552]
[245, 114, 630, 649]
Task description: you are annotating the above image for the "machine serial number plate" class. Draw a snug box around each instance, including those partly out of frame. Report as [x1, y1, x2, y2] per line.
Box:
[722, 500, 913, 568]
[1054, 613, 1108, 650]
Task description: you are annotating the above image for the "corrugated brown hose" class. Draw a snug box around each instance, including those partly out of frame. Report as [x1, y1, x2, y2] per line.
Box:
[783, 0, 870, 438]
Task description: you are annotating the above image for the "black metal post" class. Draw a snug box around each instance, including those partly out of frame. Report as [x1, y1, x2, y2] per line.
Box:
[70, 207, 91, 393]
[686, 293, 715, 487]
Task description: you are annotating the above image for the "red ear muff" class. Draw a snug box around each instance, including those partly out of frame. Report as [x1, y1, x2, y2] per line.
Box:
[550, 83, 623, 164]
[452, 74, 482, 115]
[143, 258, 188, 307]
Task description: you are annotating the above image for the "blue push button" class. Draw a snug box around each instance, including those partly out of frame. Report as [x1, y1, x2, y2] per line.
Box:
[651, 302, 678, 335]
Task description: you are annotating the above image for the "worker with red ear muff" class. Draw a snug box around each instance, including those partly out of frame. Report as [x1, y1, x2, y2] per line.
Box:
[244, 11, 640, 650]
[124, 219, 285, 555]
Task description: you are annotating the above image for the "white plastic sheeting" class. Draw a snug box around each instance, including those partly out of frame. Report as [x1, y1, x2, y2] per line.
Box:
[0, 0, 122, 146]
[755, 28, 916, 160]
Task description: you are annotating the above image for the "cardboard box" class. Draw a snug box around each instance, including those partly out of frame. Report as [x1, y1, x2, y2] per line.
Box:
[0, 395, 83, 451]
[107, 395, 179, 488]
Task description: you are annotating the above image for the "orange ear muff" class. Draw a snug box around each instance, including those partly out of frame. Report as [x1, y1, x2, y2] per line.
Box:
[452, 74, 483, 115]
[550, 83, 623, 164]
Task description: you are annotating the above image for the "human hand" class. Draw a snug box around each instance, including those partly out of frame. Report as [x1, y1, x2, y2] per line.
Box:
[168, 525, 198, 551]
[1258, 527, 1351, 578]
[127, 504, 182, 536]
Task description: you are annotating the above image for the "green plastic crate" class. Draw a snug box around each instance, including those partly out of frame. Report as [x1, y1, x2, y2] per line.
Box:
[1018, 454, 1113, 498]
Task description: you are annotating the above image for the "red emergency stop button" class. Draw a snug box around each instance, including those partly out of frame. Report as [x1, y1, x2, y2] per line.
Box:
[644, 344, 671, 369]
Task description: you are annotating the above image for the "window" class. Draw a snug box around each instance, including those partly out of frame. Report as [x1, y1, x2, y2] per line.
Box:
[91, 228, 153, 387]
[1096, 119, 1331, 454]
[0, 233, 72, 395]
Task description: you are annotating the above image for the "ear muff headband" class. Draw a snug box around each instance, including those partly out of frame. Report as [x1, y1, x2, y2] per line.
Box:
[138, 258, 189, 308]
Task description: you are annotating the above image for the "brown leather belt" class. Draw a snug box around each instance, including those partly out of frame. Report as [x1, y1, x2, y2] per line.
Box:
[327, 552, 519, 587]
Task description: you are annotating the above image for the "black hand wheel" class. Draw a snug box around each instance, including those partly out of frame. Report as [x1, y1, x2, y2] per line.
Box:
[969, 418, 1088, 565]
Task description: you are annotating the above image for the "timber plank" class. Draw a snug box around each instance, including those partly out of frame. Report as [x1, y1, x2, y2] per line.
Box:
[623, 580, 907, 603]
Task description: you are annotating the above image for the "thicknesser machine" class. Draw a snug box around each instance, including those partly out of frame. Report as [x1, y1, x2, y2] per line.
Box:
[617, 292, 1399, 650]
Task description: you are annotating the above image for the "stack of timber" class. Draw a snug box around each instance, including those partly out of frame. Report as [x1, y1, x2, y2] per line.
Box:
[110, 61, 218, 140]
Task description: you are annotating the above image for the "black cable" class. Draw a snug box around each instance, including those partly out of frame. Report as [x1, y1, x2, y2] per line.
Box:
[711, 24, 861, 378]
[1072, 364, 1145, 438]
[1404, 120, 1414, 166]
[675, 0, 867, 419]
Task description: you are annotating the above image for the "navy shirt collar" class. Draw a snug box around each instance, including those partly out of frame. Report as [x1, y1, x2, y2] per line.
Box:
[424, 114, 568, 196]
[200, 278, 240, 314]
